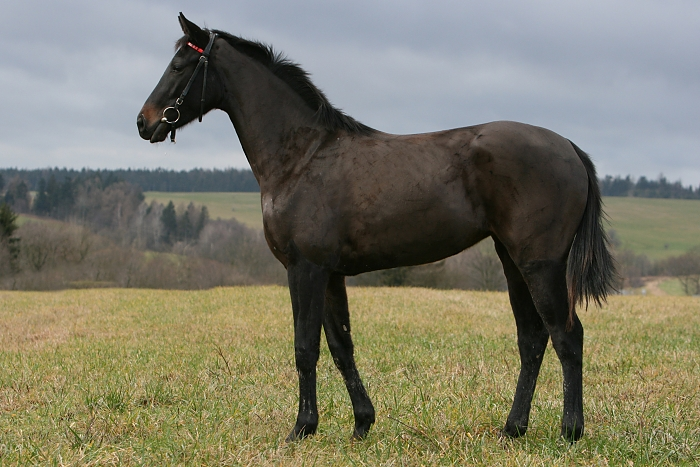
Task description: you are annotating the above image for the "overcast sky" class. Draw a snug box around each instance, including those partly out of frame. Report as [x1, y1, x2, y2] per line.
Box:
[1, 0, 698, 185]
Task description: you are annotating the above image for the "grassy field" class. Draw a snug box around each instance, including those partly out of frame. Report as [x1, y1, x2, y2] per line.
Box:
[658, 278, 685, 296]
[0, 287, 697, 465]
[144, 192, 262, 229]
[603, 197, 700, 259]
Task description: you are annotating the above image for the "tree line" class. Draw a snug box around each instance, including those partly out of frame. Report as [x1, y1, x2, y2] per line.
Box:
[2, 169, 699, 198]
[600, 175, 700, 199]
[0, 167, 259, 193]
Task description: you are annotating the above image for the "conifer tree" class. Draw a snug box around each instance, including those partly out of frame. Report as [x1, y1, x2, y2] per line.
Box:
[0, 202, 20, 272]
[160, 201, 177, 244]
[33, 178, 51, 215]
[196, 206, 209, 238]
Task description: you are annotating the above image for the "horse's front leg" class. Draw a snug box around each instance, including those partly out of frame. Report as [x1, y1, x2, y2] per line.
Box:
[286, 257, 330, 442]
[323, 274, 375, 439]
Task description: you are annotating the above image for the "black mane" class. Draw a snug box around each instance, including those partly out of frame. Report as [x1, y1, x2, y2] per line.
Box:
[177, 32, 374, 135]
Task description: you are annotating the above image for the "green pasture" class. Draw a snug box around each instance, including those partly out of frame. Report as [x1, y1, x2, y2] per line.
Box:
[0, 287, 697, 465]
[603, 197, 700, 259]
[658, 278, 685, 296]
[144, 192, 262, 229]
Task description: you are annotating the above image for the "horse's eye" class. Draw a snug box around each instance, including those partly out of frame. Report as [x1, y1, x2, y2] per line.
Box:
[171, 62, 184, 73]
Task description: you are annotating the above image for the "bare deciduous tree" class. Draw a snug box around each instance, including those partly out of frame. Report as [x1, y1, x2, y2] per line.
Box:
[662, 248, 700, 296]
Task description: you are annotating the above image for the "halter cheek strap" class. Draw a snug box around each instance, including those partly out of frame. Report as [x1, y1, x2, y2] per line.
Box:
[161, 32, 218, 142]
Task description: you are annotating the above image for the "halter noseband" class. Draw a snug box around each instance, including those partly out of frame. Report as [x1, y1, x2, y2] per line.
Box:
[161, 32, 218, 143]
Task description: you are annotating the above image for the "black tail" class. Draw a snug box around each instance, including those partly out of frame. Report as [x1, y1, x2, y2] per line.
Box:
[566, 141, 618, 330]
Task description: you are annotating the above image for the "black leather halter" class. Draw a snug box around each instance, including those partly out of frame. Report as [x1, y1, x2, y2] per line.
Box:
[161, 32, 218, 142]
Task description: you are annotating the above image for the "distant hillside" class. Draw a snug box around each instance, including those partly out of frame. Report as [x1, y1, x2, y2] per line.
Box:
[144, 192, 262, 229]
[0, 168, 259, 192]
[603, 197, 700, 259]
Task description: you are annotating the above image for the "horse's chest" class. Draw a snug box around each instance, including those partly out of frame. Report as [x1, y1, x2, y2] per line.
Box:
[262, 192, 329, 247]
[261, 192, 286, 237]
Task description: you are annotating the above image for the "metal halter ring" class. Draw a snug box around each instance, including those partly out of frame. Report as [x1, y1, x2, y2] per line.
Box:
[161, 106, 181, 124]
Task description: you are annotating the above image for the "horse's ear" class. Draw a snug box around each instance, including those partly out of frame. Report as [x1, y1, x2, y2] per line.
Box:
[178, 13, 209, 47]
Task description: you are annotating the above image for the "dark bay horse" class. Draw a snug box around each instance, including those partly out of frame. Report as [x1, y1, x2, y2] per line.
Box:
[137, 14, 616, 442]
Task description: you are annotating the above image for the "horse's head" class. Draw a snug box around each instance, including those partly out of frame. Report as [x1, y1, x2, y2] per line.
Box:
[137, 13, 222, 143]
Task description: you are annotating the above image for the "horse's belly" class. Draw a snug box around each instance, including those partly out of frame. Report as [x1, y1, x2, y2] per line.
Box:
[336, 196, 487, 274]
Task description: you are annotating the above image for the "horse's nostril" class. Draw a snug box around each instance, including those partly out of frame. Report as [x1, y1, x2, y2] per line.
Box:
[137, 114, 146, 132]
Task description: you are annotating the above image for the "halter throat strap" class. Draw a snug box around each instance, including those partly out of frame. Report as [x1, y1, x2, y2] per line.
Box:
[161, 32, 218, 142]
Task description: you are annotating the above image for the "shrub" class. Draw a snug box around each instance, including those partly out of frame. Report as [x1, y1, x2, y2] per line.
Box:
[1, 214, 286, 291]
[194, 218, 286, 284]
[0, 202, 20, 275]
[614, 249, 653, 288]
[660, 248, 700, 295]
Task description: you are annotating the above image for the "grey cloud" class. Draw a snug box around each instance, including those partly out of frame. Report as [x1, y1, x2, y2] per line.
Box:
[0, 0, 698, 184]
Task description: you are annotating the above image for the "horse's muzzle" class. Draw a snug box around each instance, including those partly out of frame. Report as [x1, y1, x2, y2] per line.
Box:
[137, 113, 171, 143]
[137, 114, 148, 138]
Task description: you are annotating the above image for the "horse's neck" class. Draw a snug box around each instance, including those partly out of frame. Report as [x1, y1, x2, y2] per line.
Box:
[216, 46, 326, 188]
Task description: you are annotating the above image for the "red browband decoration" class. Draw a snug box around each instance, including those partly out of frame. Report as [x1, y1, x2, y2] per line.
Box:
[187, 42, 204, 54]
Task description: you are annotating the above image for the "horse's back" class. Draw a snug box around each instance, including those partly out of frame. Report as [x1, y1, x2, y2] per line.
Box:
[337, 120, 589, 266]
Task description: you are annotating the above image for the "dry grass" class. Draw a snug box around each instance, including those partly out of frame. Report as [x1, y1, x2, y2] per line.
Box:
[0, 287, 698, 465]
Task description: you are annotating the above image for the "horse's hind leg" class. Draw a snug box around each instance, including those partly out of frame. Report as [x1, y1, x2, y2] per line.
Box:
[494, 239, 550, 438]
[519, 256, 585, 441]
[322, 274, 375, 439]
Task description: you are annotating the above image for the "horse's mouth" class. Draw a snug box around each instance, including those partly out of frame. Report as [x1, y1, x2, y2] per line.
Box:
[149, 122, 172, 143]
[137, 112, 171, 143]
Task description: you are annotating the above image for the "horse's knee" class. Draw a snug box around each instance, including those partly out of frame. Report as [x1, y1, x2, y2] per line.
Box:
[294, 346, 320, 373]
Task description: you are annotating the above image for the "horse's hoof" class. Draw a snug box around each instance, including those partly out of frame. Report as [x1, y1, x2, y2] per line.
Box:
[561, 424, 583, 442]
[285, 424, 316, 443]
[351, 424, 372, 440]
[501, 421, 528, 438]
